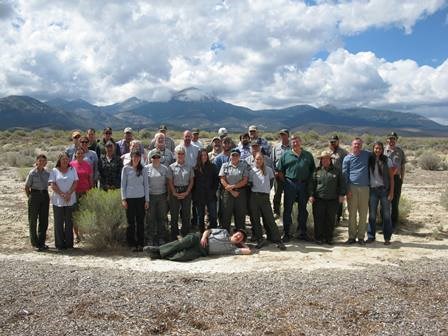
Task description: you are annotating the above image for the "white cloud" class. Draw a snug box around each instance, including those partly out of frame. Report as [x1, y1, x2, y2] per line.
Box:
[0, 0, 447, 123]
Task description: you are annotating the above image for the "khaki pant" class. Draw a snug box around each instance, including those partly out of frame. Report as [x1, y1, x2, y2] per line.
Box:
[347, 185, 369, 240]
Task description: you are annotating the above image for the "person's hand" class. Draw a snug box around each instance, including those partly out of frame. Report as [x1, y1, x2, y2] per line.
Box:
[63, 193, 71, 202]
[225, 184, 234, 191]
[387, 193, 394, 201]
[338, 195, 345, 203]
[230, 190, 240, 198]
[144, 201, 149, 210]
[200, 237, 208, 248]
[121, 200, 128, 209]
[346, 191, 352, 200]
[308, 196, 315, 203]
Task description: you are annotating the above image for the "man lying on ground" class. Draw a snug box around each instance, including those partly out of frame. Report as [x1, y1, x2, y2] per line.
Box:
[144, 228, 251, 261]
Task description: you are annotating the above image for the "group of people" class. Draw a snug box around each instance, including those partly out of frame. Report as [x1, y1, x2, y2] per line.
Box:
[25, 124, 405, 260]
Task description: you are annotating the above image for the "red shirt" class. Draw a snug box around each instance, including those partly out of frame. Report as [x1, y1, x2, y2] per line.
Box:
[70, 160, 93, 193]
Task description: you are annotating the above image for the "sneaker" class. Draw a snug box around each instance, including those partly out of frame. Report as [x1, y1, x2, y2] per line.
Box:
[325, 240, 334, 245]
[384, 240, 391, 246]
[273, 213, 280, 220]
[345, 239, 356, 245]
[357, 239, 365, 245]
[366, 238, 375, 243]
[277, 242, 287, 251]
[315, 240, 323, 245]
[143, 246, 161, 259]
[298, 235, 311, 242]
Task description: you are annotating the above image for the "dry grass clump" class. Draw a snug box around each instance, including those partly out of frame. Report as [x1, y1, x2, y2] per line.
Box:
[74, 189, 127, 249]
[441, 189, 448, 211]
[418, 151, 442, 171]
[398, 195, 411, 225]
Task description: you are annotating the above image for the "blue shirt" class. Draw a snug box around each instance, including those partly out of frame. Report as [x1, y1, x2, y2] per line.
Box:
[121, 165, 149, 201]
[342, 150, 370, 187]
[213, 152, 230, 171]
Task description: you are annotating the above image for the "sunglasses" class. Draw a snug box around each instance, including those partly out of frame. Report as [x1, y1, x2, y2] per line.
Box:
[105, 132, 112, 135]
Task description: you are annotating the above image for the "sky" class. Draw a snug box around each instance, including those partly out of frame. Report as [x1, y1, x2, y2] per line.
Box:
[1, 0, 448, 124]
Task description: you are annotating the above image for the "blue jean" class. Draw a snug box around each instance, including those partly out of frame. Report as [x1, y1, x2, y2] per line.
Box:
[283, 178, 308, 238]
[195, 200, 217, 232]
[368, 187, 393, 241]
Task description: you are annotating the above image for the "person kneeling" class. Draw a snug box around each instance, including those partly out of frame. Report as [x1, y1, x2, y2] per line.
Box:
[144, 229, 251, 261]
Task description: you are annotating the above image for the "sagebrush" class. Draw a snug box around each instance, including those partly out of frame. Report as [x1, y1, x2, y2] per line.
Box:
[418, 152, 441, 171]
[74, 189, 127, 249]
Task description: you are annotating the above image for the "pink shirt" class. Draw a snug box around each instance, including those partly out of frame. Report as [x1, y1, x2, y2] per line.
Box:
[70, 160, 93, 193]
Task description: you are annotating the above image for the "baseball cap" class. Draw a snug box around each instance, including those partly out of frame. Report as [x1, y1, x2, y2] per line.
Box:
[105, 140, 114, 147]
[218, 127, 228, 137]
[330, 135, 339, 142]
[250, 140, 260, 146]
[211, 136, 221, 143]
[387, 131, 398, 139]
[159, 124, 168, 131]
[230, 148, 241, 155]
[279, 129, 289, 135]
[150, 150, 162, 159]
[72, 131, 81, 138]
[124, 127, 133, 133]
[191, 128, 200, 134]
[248, 125, 257, 131]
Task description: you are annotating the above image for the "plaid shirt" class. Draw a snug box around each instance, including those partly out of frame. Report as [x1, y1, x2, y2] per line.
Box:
[98, 154, 123, 190]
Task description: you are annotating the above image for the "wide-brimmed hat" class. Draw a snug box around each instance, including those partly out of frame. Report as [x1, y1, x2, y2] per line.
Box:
[318, 150, 332, 158]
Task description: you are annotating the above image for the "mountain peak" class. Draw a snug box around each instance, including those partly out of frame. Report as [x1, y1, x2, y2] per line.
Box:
[171, 87, 217, 102]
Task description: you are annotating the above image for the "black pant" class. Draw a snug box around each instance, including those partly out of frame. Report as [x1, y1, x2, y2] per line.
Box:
[391, 175, 402, 229]
[125, 197, 145, 247]
[28, 190, 49, 247]
[53, 205, 74, 249]
[312, 198, 338, 242]
[273, 177, 284, 215]
[169, 193, 191, 241]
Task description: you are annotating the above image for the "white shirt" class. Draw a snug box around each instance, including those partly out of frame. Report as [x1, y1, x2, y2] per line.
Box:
[249, 166, 274, 194]
[49, 167, 79, 207]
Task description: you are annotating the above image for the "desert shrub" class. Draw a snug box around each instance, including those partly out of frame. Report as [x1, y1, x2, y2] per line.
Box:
[441, 189, 448, 211]
[418, 151, 441, 170]
[398, 195, 411, 224]
[17, 167, 32, 181]
[5, 152, 35, 167]
[74, 189, 127, 249]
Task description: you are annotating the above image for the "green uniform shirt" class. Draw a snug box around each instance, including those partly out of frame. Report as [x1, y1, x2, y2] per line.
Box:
[309, 165, 346, 200]
[278, 149, 315, 181]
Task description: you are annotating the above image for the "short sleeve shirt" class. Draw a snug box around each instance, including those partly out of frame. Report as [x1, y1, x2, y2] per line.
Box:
[219, 160, 249, 185]
[385, 146, 406, 176]
[208, 229, 242, 255]
[250, 166, 274, 194]
[168, 162, 194, 187]
[70, 160, 93, 193]
[25, 168, 50, 190]
[49, 167, 79, 207]
[147, 163, 169, 195]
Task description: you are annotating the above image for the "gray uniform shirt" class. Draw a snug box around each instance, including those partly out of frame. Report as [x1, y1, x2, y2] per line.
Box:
[168, 162, 195, 187]
[385, 145, 406, 177]
[370, 158, 394, 188]
[25, 168, 50, 190]
[146, 164, 169, 195]
[208, 229, 242, 255]
[331, 146, 348, 171]
[271, 143, 290, 170]
[249, 166, 274, 194]
[219, 161, 249, 185]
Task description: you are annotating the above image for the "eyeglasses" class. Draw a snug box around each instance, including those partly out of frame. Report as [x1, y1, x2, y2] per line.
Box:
[80, 141, 89, 144]
[105, 132, 112, 135]
[73, 136, 80, 139]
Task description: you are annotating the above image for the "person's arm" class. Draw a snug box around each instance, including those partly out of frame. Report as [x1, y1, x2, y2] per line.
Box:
[342, 156, 351, 199]
[120, 167, 128, 209]
[143, 166, 149, 208]
[388, 166, 395, 201]
[24, 170, 32, 197]
[236, 245, 252, 255]
[200, 229, 211, 247]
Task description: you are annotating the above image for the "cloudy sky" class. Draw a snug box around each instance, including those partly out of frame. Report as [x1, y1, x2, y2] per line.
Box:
[1, 0, 448, 123]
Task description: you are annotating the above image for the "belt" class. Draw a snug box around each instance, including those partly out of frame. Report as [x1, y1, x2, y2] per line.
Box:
[31, 189, 48, 193]
[252, 191, 269, 195]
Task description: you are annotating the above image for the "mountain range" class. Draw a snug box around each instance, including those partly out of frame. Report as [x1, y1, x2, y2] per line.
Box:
[1, 87, 447, 136]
